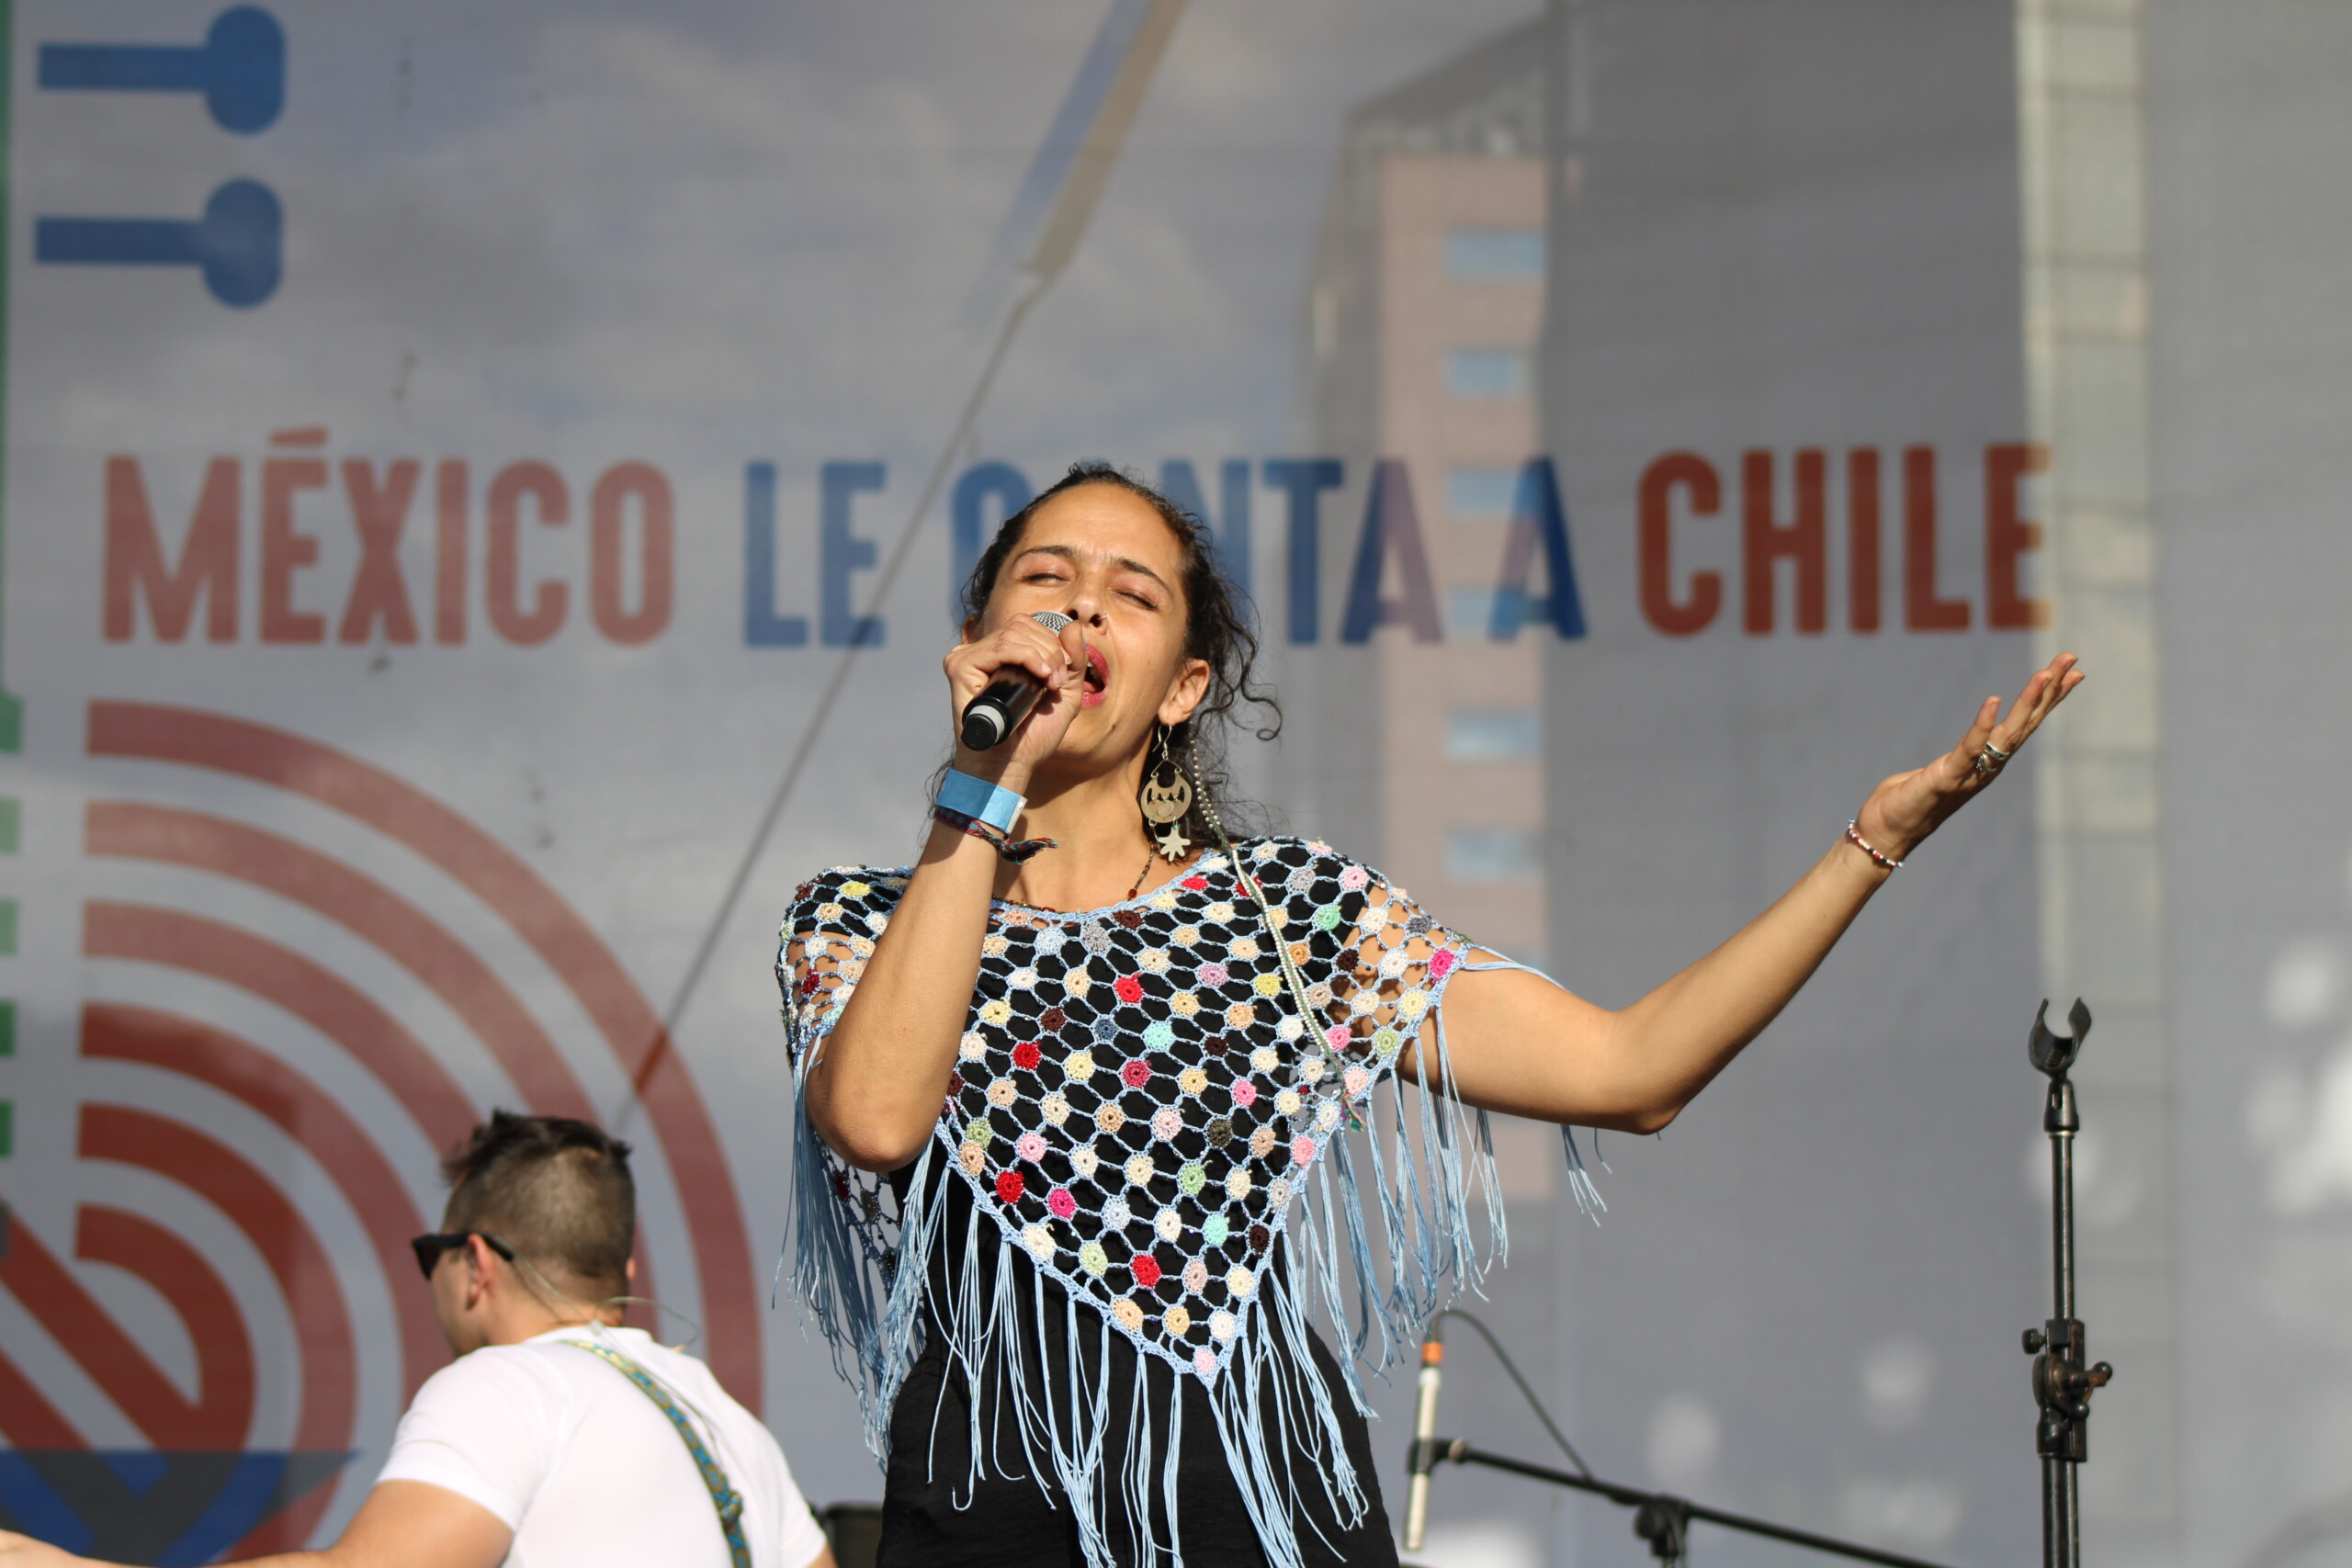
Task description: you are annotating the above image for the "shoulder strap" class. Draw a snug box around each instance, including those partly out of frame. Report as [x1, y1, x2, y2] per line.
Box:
[566, 1339, 752, 1568]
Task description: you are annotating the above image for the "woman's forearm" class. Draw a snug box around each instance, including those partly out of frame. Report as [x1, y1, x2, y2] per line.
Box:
[804, 820, 1001, 1169]
[1426, 840, 1889, 1131]
[1430, 655, 2081, 1130]
[1605, 838, 1891, 1119]
[803, 612, 1091, 1169]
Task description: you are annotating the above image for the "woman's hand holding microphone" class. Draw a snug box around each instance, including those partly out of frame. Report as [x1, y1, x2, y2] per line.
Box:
[942, 611, 1091, 795]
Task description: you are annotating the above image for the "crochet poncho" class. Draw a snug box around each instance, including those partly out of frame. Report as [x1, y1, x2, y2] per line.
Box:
[777, 837, 1596, 1568]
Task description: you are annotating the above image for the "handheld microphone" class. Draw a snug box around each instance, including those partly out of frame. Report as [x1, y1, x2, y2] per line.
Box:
[1403, 1320, 1444, 1551]
[959, 611, 1075, 750]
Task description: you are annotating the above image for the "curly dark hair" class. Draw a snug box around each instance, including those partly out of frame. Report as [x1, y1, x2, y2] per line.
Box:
[959, 461, 1281, 850]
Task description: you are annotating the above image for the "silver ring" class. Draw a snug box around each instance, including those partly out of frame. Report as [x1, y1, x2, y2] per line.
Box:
[1973, 744, 2008, 779]
[1983, 739, 2013, 762]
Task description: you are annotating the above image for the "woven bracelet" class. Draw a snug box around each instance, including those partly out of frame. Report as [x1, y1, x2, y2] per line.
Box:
[935, 807, 1056, 864]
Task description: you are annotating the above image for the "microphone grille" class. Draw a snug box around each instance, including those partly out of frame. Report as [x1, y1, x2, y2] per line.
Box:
[1030, 611, 1074, 634]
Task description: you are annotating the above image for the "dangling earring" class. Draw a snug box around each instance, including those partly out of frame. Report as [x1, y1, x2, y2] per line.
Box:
[1138, 724, 1194, 862]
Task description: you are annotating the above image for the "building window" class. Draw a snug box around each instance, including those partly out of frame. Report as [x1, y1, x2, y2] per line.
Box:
[1445, 586, 1497, 637]
[1446, 708, 1542, 761]
[1443, 347, 1529, 400]
[1447, 828, 1544, 883]
[1445, 464, 1518, 519]
[1445, 227, 1545, 280]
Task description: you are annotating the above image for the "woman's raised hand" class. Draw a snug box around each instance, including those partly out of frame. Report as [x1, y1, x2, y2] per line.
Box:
[1854, 651, 2086, 863]
[943, 611, 1091, 789]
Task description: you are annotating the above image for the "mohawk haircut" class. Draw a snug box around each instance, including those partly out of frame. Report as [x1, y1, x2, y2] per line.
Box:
[440, 1111, 636, 1303]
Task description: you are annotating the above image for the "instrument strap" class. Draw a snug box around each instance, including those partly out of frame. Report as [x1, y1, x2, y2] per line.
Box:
[566, 1338, 752, 1568]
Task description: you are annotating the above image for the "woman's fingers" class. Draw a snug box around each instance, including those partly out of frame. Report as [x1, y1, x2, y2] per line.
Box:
[1055, 616, 1089, 688]
[1951, 694, 1999, 781]
[995, 619, 1069, 684]
[1989, 678, 2038, 751]
[1947, 655, 2084, 791]
[1864, 655, 2086, 858]
[1946, 653, 2085, 790]
[951, 619, 1072, 694]
[1998, 653, 2083, 750]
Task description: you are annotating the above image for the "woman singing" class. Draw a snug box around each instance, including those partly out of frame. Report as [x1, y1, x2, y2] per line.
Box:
[778, 463, 2081, 1568]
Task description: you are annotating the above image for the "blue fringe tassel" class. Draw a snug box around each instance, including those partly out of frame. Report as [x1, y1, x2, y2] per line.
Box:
[786, 953, 1603, 1566]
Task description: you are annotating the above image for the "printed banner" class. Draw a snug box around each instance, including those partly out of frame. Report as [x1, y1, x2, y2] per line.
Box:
[9, 4, 2331, 1566]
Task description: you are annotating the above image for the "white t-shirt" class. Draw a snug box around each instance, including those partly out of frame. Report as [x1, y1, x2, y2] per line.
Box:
[377, 1326, 830, 1568]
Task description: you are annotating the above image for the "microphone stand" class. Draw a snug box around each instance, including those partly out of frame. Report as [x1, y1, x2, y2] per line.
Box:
[1409, 1438, 1956, 1568]
[1406, 1001, 2122, 1568]
[2021, 999, 2112, 1568]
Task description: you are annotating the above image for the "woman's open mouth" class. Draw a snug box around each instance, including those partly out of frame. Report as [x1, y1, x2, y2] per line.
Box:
[1080, 645, 1109, 708]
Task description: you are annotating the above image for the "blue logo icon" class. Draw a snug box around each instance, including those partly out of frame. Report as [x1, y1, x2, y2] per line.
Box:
[39, 6, 284, 134]
[36, 180, 283, 309]
[34, 8, 286, 306]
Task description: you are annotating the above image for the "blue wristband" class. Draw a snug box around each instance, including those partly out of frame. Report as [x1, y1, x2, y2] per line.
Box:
[936, 769, 1023, 834]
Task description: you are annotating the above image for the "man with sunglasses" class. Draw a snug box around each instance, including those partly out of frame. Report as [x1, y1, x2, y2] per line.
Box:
[0, 1111, 835, 1568]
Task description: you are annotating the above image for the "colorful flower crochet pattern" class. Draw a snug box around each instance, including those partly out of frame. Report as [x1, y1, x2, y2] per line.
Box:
[777, 837, 1558, 1568]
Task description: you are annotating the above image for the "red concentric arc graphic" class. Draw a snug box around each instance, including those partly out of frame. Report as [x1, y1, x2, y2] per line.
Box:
[85, 803, 599, 1134]
[78, 1000, 445, 1404]
[81, 1106, 359, 1555]
[0, 1198, 254, 1450]
[82, 701, 760, 1404]
[81, 806, 667, 1328]
[0, 1104, 361, 1553]
[80, 897, 478, 1153]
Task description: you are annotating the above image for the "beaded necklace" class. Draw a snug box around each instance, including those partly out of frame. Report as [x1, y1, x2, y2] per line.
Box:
[1004, 846, 1162, 916]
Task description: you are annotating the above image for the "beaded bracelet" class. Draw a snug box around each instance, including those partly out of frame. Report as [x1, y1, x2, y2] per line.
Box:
[1844, 818, 1904, 871]
[935, 806, 1057, 864]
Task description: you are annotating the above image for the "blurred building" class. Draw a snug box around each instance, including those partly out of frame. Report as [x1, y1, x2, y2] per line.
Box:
[1298, 17, 1555, 964]
[1291, 27, 1581, 1568]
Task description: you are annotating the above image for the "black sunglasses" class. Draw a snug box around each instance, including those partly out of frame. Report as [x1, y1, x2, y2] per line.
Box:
[411, 1230, 516, 1281]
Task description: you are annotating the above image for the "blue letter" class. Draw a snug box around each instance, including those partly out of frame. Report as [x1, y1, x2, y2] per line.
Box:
[1261, 458, 1342, 645]
[821, 460, 886, 647]
[1159, 459, 1251, 596]
[742, 463, 808, 647]
[1491, 457, 1587, 640]
[951, 462, 1033, 625]
[1340, 460, 1442, 644]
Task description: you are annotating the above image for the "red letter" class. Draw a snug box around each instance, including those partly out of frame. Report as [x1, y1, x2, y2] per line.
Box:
[338, 459, 421, 645]
[589, 463, 673, 646]
[435, 460, 467, 645]
[260, 457, 329, 643]
[1638, 453, 1722, 637]
[1903, 446, 1970, 631]
[1984, 442, 2050, 629]
[1848, 447, 1882, 634]
[487, 462, 568, 646]
[1742, 449, 1826, 635]
[104, 457, 239, 642]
